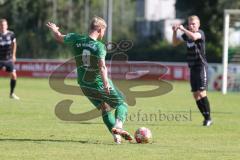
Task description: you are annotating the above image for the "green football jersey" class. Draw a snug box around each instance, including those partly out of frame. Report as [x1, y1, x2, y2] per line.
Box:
[64, 33, 107, 88]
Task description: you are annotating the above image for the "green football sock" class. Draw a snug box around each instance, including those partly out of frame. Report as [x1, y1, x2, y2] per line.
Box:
[102, 111, 115, 132]
[115, 103, 128, 123]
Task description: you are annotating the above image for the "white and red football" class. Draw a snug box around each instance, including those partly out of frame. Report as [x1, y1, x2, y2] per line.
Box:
[134, 127, 152, 143]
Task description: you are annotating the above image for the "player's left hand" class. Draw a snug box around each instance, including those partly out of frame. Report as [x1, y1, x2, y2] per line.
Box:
[46, 22, 60, 33]
[172, 24, 179, 32]
[178, 25, 185, 31]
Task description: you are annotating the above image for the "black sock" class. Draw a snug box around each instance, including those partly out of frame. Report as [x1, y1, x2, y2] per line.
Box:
[196, 99, 205, 118]
[200, 97, 211, 120]
[10, 79, 16, 95]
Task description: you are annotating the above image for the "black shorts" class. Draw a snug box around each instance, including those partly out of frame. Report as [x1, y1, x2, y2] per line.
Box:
[190, 66, 208, 92]
[0, 61, 15, 73]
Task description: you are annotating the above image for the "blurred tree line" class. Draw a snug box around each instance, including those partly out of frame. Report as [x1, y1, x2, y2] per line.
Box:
[0, 0, 135, 59]
[0, 0, 239, 62]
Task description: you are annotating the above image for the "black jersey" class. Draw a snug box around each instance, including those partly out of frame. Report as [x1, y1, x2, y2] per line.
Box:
[0, 31, 16, 61]
[182, 30, 207, 67]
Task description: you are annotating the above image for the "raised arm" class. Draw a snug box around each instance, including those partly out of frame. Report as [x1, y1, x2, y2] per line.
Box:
[98, 59, 110, 94]
[172, 24, 182, 46]
[178, 25, 201, 41]
[46, 22, 65, 43]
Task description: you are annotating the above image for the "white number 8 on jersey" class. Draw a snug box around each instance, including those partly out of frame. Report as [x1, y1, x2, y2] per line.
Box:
[82, 49, 91, 67]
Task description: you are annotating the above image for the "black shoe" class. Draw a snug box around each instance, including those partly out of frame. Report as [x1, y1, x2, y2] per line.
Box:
[203, 119, 213, 127]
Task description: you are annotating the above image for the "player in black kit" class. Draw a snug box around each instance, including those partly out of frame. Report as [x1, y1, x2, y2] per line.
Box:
[172, 15, 212, 126]
[0, 19, 19, 100]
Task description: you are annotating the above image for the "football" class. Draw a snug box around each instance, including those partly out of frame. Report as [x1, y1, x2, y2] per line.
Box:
[134, 127, 152, 143]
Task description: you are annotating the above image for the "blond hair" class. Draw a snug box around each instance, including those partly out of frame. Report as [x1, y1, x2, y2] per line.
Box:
[188, 15, 200, 25]
[0, 18, 7, 23]
[90, 16, 107, 31]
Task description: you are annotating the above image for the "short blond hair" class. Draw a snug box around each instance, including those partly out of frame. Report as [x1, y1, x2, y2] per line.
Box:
[90, 16, 107, 31]
[0, 18, 7, 23]
[188, 15, 200, 25]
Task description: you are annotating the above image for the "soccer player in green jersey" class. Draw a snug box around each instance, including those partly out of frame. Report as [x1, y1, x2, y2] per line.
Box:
[46, 16, 133, 144]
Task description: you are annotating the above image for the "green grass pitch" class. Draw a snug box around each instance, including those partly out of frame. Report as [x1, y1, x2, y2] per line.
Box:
[0, 77, 239, 160]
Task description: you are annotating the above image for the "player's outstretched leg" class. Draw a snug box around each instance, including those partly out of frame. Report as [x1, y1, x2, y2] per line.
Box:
[111, 103, 133, 142]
